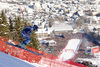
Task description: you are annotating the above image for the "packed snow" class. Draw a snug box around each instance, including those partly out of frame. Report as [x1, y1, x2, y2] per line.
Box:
[0, 52, 42, 67]
[58, 39, 82, 61]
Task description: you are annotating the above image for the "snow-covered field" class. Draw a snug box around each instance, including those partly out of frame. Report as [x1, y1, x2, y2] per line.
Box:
[0, 52, 42, 67]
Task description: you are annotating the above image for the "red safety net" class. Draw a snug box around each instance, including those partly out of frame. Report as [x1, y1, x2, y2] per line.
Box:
[0, 36, 87, 67]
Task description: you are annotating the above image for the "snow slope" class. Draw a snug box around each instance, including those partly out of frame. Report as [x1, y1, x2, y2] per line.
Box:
[0, 52, 42, 67]
[58, 39, 82, 61]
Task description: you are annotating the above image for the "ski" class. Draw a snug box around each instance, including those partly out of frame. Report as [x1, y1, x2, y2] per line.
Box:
[4, 41, 43, 56]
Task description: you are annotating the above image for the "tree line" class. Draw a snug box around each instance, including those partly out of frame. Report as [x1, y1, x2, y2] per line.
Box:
[0, 10, 40, 49]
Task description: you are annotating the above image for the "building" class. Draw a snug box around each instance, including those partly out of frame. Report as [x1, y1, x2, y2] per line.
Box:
[48, 24, 73, 34]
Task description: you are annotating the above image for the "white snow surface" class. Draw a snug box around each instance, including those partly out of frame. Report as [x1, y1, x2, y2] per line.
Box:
[58, 39, 82, 61]
[0, 52, 42, 67]
[63, 39, 81, 52]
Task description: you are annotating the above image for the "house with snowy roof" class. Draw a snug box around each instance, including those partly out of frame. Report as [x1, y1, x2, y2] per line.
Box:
[35, 28, 50, 38]
[48, 24, 73, 34]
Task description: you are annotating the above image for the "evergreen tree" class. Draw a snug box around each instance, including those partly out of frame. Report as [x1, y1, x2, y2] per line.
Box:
[0, 11, 40, 49]
[8, 17, 15, 40]
[3, 23, 10, 39]
[9, 17, 13, 32]
[13, 16, 24, 42]
[0, 18, 2, 24]
[27, 31, 40, 50]
[1, 10, 7, 24]
[14, 17, 40, 49]
[22, 19, 29, 26]
[0, 10, 10, 39]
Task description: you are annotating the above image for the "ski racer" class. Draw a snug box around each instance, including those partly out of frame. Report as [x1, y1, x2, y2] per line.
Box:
[18, 25, 38, 49]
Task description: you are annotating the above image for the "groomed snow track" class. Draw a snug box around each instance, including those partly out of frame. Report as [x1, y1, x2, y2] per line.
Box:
[58, 39, 82, 61]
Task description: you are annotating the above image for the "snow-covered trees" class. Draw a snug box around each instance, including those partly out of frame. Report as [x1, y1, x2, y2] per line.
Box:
[0, 10, 10, 39]
[13, 16, 24, 42]
[1, 10, 7, 24]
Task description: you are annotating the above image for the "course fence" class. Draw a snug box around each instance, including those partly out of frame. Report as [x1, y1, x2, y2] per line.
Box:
[0, 36, 87, 67]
